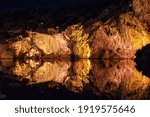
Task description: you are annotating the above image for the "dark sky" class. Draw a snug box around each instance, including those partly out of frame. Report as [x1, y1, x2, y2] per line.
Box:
[0, 0, 100, 12]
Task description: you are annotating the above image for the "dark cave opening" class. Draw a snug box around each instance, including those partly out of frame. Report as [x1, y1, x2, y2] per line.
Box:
[135, 44, 150, 78]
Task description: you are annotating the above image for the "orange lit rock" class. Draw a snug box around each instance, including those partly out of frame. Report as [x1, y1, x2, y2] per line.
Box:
[132, 0, 150, 27]
[11, 38, 32, 57]
[90, 26, 134, 58]
[0, 0, 150, 59]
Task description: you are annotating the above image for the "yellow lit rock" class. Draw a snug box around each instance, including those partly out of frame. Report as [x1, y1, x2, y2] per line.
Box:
[66, 25, 91, 58]
[12, 61, 32, 79]
[120, 13, 150, 52]
[11, 38, 31, 56]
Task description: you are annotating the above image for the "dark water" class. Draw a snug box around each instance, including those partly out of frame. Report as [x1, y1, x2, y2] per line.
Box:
[0, 57, 150, 100]
[135, 44, 150, 78]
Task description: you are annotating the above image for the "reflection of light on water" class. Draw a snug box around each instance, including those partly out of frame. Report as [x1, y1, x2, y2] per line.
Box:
[90, 60, 150, 99]
[122, 70, 150, 99]
[65, 59, 91, 93]
[26, 59, 41, 69]
[33, 61, 71, 84]
[0, 58, 150, 99]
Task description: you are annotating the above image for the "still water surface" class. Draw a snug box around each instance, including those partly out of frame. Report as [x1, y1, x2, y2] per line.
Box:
[0, 59, 150, 100]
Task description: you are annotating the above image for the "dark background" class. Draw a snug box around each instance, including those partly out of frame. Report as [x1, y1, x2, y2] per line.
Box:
[0, 0, 103, 12]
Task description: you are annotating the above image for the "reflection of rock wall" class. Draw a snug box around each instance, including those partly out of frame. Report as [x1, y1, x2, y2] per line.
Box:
[90, 60, 150, 99]
[90, 60, 135, 93]
[66, 59, 91, 92]
[33, 61, 71, 84]
[0, 59, 150, 99]
[11, 60, 71, 84]
[0, 59, 90, 93]
[122, 70, 150, 99]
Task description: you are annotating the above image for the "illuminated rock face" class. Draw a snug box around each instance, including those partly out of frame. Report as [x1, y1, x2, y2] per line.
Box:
[1, 17, 149, 59]
[90, 26, 134, 58]
[132, 0, 150, 27]
[0, 20, 146, 59]
[119, 13, 150, 52]
[11, 39, 32, 57]
[65, 25, 91, 58]
[8, 32, 71, 59]
[29, 32, 71, 58]
[0, 0, 150, 59]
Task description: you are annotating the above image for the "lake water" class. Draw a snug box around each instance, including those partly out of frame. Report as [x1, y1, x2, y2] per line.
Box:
[0, 58, 150, 100]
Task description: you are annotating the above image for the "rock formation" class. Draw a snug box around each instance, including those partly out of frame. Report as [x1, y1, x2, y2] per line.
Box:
[0, 0, 150, 59]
